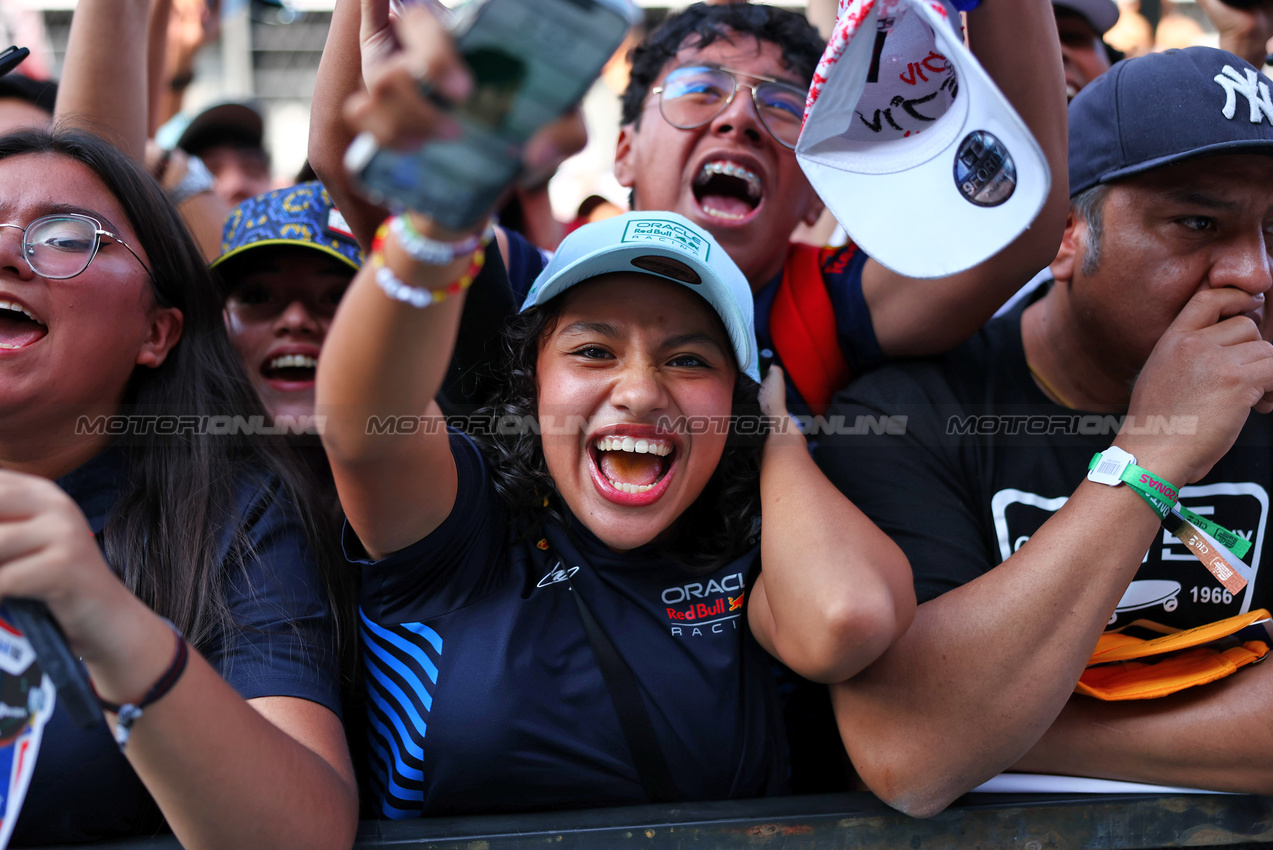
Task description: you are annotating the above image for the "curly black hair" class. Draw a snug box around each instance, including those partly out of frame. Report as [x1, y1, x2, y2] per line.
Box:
[621, 3, 827, 127]
[470, 290, 767, 575]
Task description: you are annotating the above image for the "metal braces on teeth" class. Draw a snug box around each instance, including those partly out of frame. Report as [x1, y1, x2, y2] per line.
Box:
[698, 162, 762, 198]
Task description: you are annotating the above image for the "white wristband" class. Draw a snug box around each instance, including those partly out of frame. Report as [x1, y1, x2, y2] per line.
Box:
[390, 215, 494, 266]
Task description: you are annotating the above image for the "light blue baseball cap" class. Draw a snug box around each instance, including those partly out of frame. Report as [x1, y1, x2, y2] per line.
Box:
[521, 211, 760, 382]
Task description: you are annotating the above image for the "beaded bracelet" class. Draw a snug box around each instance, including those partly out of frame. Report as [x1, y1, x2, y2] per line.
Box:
[370, 219, 489, 308]
[391, 214, 495, 266]
[92, 618, 189, 750]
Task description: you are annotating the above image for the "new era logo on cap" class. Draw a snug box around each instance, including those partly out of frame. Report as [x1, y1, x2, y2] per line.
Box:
[620, 219, 711, 262]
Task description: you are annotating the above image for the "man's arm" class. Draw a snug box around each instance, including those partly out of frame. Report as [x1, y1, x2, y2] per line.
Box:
[820, 288, 1273, 817]
[830, 478, 1163, 816]
[861, 0, 1069, 357]
[1013, 659, 1273, 794]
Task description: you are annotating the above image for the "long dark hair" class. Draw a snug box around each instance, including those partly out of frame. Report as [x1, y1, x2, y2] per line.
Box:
[472, 291, 766, 574]
[0, 128, 352, 673]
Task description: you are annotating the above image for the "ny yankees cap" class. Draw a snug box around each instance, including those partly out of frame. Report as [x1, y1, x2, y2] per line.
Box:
[1069, 47, 1273, 196]
[522, 212, 760, 382]
[796, 0, 1050, 279]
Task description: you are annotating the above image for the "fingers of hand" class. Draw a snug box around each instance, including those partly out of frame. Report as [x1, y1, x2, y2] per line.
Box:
[0, 475, 94, 567]
[0, 510, 104, 617]
[0, 520, 46, 568]
[360, 0, 392, 44]
[759, 366, 788, 418]
[397, 6, 472, 102]
[1236, 341, 1273, 400]
[0, 470, 64, 522]
[348, 58, 461, 149]
[1256, 390, 1273, 415]
[1172, 287, 1265, 334]
[1229, 336, 1273, 368]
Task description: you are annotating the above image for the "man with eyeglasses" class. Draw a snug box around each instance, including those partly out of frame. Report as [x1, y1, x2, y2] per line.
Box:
[608, 2, 1066, 415]
[310, 1, 1066, 417]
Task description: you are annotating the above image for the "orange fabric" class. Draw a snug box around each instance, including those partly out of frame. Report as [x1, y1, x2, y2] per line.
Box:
[1076, 641, 1268, 701]
[1074, 608, 1271, 700]
[1087, 608, 1271, 665]
[769, 243, 853, 416]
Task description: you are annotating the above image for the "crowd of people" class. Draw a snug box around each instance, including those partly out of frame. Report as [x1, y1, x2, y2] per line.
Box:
[0, 0, 1271, 845]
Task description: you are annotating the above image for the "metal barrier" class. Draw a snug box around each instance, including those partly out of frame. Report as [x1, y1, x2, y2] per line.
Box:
[46, 792, 1273, 849]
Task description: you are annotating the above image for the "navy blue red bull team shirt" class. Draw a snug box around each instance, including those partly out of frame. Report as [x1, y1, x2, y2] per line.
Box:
[352, 432, 787, 817]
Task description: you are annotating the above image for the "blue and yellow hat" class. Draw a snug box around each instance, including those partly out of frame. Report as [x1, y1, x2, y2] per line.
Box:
[212, 182, 363, 275]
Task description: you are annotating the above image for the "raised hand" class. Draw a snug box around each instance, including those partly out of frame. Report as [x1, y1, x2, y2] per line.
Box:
[1122, 287, 1273, 485]
[1196, 0, 1273, 68]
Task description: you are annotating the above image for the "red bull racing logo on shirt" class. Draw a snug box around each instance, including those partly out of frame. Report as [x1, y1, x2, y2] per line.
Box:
[662, 573, 744, 638]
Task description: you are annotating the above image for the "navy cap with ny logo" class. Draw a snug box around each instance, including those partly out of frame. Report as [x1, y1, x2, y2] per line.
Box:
[1068, 46, 1273, 196]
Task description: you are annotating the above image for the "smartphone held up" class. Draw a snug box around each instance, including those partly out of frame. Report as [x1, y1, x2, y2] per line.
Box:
[347, 0, 637, 230]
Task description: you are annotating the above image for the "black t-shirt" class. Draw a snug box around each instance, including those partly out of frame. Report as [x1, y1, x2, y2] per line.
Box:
[814, 293, 1273, 631]
[12, 446, 340, 846]
[351, 432, 787, 818]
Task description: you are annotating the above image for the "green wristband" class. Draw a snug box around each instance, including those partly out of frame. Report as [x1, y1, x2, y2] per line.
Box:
[1175, 505, 1252, 559]
[1087, 450, 1250, 559]
[1087, 451, 1176, 519]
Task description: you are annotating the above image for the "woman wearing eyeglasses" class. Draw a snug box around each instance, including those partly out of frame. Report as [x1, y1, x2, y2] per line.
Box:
[0, 128, 357, 849]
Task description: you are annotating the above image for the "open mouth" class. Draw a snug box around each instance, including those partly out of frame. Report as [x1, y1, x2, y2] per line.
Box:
[591, 434, 676, 496]
[261, 353, 318, 385]
[0, 300, 47, 350]
[693, 161, 763, 222]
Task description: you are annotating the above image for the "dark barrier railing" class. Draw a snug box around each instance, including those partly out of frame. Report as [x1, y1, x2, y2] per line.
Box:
[40, 792, 1273, 849]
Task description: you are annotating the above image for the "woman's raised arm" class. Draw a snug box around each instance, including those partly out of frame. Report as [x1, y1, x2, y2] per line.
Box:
[316, 4, 482, 557]
[747, 368, 916, 684]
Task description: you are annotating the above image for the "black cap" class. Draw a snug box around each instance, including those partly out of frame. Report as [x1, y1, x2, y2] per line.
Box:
[175, 100, 265, 156]
[1069, 46, 1273, 196]
[0, 73, 57, 115]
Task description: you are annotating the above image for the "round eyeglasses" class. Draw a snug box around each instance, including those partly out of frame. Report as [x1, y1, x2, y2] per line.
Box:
[652, 65, 807, 150]
[0, 213, 152, 281]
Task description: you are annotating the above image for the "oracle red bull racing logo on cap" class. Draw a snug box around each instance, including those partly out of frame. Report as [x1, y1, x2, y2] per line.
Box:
[622, 219, 711, 263]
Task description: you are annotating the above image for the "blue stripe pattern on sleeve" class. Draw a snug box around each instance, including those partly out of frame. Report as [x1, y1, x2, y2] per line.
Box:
[360, 608, 443, 817]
